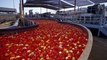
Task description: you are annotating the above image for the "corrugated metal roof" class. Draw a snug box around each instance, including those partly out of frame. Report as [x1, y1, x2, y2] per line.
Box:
[64, 0, 93, 6]
[24, 0, 107, 10]
[24, 0, 74, 10]
[91, 0, 107, 3]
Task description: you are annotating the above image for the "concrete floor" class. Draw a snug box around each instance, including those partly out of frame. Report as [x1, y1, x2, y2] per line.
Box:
[88, 36, 107, 60]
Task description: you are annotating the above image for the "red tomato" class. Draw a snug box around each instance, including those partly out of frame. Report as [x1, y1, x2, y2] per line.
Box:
[0, 20, 88, 60]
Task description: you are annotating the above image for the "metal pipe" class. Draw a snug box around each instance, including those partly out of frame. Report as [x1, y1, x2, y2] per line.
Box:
[73, 0, 77, 21]
[74, 0, 76, 12]
[20, 0, 24, 19]
[19, 0, 25, 26]
[59, 0, 61, 9]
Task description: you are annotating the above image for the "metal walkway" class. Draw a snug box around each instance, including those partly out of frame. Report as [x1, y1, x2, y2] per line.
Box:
[71, 14, 107, 37]
[61, 13, 107, 36]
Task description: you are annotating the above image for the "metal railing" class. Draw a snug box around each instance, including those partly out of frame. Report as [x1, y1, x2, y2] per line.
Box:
[25, 14, 107, 26]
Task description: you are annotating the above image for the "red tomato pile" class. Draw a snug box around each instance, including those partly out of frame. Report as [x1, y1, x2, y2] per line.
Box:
[0, 20, 88, 60]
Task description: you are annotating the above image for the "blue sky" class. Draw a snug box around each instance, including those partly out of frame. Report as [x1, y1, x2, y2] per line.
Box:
[0, 0, 107, 14]
[0, 0, 19, 12]
[0, 0, 56, 14]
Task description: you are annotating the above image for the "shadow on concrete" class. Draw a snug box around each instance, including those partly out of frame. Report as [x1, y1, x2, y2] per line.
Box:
[88, 36, 107, 60]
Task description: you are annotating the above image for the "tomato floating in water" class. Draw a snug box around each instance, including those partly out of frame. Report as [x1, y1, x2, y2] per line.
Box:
[0, 20, 88, 60]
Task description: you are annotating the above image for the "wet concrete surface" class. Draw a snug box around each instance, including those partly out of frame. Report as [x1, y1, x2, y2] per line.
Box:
[88, 36, 107, 60]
